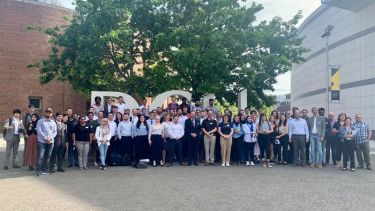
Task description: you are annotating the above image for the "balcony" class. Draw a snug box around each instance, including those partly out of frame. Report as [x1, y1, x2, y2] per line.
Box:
[321, 0, 374, 12]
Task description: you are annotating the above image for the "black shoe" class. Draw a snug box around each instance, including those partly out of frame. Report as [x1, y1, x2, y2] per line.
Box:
[211, 163, 217, 166]
[74, 164, 79, 167]
[367, 166, 372, 170]
[28, 166, 34, 171]
[50, 169, 56, 173]
[3, 166, 8, 170]
[188, 163, 192, 166]
[194, 162, 198, 166]
[13, 165, 21, 169]
[358, 166, 364, 169]
[57, 169, 65, 172]
[205, 163, 209, 166]
[167, 163, 173, 167]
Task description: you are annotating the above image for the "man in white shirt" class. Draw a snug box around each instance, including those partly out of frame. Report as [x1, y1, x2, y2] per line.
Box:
[167, 116, 185, 166]
[289, 109, 309, 167]
[117, 113, 133, 162]
[147, 113, 155, 127]
[117, 96, 127, 114]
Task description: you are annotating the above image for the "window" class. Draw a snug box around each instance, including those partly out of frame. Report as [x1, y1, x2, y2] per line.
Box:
[28, 97, 42, 109]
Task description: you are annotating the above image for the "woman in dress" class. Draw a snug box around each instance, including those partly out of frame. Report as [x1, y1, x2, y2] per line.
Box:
[24, 114, 39, 170]
[134, 115, 150, 163]
[149, 115, 164, 167]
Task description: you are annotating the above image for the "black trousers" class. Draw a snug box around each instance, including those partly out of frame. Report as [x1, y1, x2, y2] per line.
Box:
[187, 135, 199, 164]
[151, 135, 163, 162]
[215, 134, 221, 162]
[336, 139, 343, 162]
[198, 135, 205, 161]
[231, 137, 242, 163]
[50, 144, 66, 170]
[135, 135, 150, 162]
[279, 135, 289, 163]
[258, 134, 271, 160]
[106, 136, 117, 164]
[305, 141, 310, 164]
[325, 136, 337, 164]
[243, 142, 255, 162]
[120, 136, 133, 162]
[343, 139, 355, 169]
[169, 139, 183, 164]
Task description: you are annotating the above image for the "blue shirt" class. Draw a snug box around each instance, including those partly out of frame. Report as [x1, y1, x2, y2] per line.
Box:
[36, 118, 57, 143]
[354, 122, 370, 144]
[232, 123, 243, 139]
[288, 118, 309, 140]
[135, 124, 148, 136]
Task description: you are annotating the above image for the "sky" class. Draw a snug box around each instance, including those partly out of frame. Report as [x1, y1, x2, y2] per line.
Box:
[60, 0, 322, 96]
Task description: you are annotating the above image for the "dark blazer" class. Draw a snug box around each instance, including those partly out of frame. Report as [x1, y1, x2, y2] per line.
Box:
[185, 118, 201, 137]
[103, 104, 112, 117]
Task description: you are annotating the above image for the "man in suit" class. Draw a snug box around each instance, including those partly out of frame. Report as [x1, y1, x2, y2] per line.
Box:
[307, 107, 326, 168]
[185, 111, 201, 166]
[104, 97, 113, 117]
[50, 112, 68, 172]
[3, 109, 25, 170]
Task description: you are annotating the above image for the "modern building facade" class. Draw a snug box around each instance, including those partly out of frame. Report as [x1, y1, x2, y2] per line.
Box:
[291, 0, 375, 127]
[0, 0, 86, 124]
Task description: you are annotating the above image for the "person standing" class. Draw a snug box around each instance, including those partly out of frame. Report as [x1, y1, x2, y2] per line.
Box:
[117, 113, 133, 163]
[24, 114, 39, 171]
[354, 114, 372, 170]
[96, 118, 112, 170]
[339, 117, 357, 172]
[205, 99, 218, 117]
[67, 112, 79, 168]
[242, 115, 256, 166]
[117, 96, 127, 114]
[307, 107, 326, 168]
[92, 96, 104, 116]
[87, 112, 100, 167]
[134, 115, 150, 163]
[167, 96, 179, 111]
[73, 116, 93, 170]
[104, 97, 113, 117]
[50, 113, 68, 173]
[301, 109, 310, 165]
[325, 112, 337, 165]
[257, 114, 273, 168]
[35, 108, 57, 175]
[202, 110, 218, 166]
[231, 115, 244, 166]
[218, 114, 233, 167]
[148, 115, 164, 167]
[185, 111, 201, 166]
[167, 116, 185, 166]
[288, 110, 309, 167]
[162, 113, 171, 164]
[3, 109, 25, 170]
[23, 104, 35, 166]
[332, 113, 347, 167]
[276, 114, 289, 165]
[318, 107, 329, 166]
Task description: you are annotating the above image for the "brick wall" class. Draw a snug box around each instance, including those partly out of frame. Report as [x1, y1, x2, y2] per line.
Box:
[0, 0, 87, 125]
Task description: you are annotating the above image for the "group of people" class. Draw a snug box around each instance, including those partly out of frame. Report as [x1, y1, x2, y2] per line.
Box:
[2, 96, 372, 176]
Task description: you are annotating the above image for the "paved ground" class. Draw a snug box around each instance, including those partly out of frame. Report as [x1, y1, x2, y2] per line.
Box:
[1, 141, 375, 210]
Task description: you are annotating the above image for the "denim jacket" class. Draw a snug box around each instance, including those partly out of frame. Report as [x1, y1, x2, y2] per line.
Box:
[338, 125, 357, 142]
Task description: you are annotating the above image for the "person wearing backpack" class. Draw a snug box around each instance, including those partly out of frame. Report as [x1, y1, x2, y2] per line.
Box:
[3, 109, 25, 170]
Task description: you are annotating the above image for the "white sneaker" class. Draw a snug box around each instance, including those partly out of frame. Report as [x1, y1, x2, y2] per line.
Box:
[246, 161, 250, 166]
[250, 161, 255, 166]
[226, 162, 230, 167]
[94, 162, 98, 167]
[221, 163, 225, 167]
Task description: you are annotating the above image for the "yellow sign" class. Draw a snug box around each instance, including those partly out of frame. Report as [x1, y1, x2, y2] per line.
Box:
[330, 68, 340, 91]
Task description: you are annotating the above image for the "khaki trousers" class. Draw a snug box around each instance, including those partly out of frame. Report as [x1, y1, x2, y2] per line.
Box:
[204, 135, 216, 163]
[220, 136, 232, 163]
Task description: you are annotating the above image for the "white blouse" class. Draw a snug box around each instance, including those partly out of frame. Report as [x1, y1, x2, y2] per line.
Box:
[95, 126, 112, 146]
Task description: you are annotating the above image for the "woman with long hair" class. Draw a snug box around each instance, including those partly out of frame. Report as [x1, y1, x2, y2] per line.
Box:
[149, 115, 164, 167]
[162, 113, 171, 164]
[24, 114, 40, 170]
[243, 115, 257, 166]
[269, 116, 277, 164]
[95, 118, 112, 170]
[257, 113, 273, 167]
[332, 113, 347, 167]
[115, 112, 123, 126]
[134, 115, 150, 163]
[276, 114, 289, 165]
[231, 115, 243, 165]
[339, 117, 357, 172]
[218, 114, 234, 167]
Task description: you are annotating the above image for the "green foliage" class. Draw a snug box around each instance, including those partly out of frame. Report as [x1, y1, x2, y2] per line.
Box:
[30, 0, 307, 106]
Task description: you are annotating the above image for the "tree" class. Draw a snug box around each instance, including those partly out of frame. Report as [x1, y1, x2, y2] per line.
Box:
[30, 0, 307, 107]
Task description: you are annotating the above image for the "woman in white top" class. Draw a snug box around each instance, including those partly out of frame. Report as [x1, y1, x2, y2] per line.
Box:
[95, 118, 112, 170]
[243, 115, 257, 166]
[162, 113, 171, 164]
[148, 115, 164, 167]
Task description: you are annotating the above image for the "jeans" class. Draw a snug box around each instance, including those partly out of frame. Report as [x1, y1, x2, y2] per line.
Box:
[36, 142, 54, 174]
[321, 139, 326, 165]
[68, 141, 78, 166]
[310, 134, 322, 165]
[76, 141, 90, 168]
[99, 144, 108, 166]
[50, 144, 66, 170]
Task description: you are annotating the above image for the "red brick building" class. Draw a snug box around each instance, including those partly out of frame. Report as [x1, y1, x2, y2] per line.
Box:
[0, 0, 87, 124]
